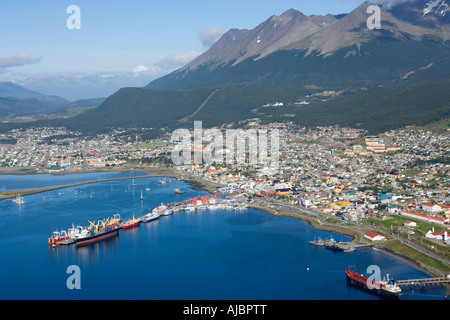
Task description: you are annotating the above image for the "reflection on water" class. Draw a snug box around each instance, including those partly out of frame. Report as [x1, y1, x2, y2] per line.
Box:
[49, 235, 121, 266]
[1, 175, 447, 300]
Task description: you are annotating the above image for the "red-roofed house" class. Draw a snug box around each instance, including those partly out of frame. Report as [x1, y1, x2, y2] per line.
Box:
[427, 215, 446, 225]
[401, 211, 428, 222]
[364, 231, 386, 241]
[426, 231, 448, 241]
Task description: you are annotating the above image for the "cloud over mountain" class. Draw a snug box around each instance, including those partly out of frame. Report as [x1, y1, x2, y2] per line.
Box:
[0, 53, 42, 72]
[198, 26, 225, 48]
[155, 50, 202, 71]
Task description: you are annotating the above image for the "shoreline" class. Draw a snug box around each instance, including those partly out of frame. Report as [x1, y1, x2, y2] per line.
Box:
[1, 167, 448, 280]
[248, 202, 448, 279]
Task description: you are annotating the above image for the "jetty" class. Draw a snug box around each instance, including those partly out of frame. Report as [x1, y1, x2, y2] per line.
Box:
[395, 276, 450, 290]
[310, 237, 373, 253]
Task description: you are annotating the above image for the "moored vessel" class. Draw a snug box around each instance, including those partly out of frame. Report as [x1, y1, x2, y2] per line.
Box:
[152, 203, 168, 215]
[345, 266, 403, 299]
[309, 236, 325, 247]
[141, 210, 161, 223]
[12, 195, 24, 204]
[75, 219, 120, 246]
[75, 227, 119, 246]
[122, 215, 140, 229]
[48, 230, 70, 246]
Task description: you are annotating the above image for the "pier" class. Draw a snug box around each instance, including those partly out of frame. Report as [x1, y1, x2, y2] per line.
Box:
[395, 276, 450, 290]
[310, 237, 373, 253]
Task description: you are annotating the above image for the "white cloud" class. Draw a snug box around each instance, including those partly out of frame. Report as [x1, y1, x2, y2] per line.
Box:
[198, 26, 224, 48]
[133, 65, 149, 73]
[155, 50, 202, 71]
[0, 53, 42, 71]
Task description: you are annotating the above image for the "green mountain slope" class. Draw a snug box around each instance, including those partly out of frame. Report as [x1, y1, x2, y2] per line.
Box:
[61, 79, 450, 136]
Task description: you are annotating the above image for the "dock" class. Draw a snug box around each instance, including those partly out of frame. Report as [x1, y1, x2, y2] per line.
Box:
[395, 276, 450, 290]
[310, 237, 373, 253]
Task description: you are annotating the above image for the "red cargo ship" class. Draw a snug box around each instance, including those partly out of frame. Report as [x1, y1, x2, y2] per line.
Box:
[345, 266, 403, 299]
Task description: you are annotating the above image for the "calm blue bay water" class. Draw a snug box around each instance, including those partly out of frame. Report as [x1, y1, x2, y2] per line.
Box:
[0, 171, 146, 191]
[0, 174, 447, 300]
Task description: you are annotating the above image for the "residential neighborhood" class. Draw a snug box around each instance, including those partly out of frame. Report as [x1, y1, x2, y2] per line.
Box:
[1, 123, 449, 252]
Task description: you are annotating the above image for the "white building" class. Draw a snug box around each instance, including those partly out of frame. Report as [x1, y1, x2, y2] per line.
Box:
[364, 231, 386, 241]
[404, 221, 417, 228]
[422, 203, 442, 213]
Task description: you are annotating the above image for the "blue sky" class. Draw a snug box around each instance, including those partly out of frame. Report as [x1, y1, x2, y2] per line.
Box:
[0, 0, 367, 99]
[0, 0, 364, 76]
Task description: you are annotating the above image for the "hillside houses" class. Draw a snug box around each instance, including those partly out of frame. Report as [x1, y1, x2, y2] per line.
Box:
[1, 122, 448, 229]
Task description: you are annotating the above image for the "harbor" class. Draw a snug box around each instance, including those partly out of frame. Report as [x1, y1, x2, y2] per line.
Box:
[48, 193, 251, 248]
[1, 173, 448, 300]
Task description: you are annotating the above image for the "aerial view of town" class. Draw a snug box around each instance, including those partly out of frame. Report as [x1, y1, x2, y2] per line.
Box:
[1, 0, 449, 308]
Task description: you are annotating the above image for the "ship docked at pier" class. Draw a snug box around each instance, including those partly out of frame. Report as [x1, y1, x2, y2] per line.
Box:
[75, 215, 122, 246]
[345, 266, 403, 299]
[75, 224, 120, 246]
[49, 214, 122, 247]
[48, 193, 253, 248]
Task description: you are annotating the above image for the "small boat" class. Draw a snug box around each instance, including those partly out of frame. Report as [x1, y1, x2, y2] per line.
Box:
[131, 179, 137, 187]
[158, 180, 167, 184]
[309, 236, 325, 247]
[141, 211, 161, 223]
[12, 195, 24, 204]
[122, 214, 140, 229]
[174, 189, 184, 195]
[72, 225, 90, 240]
[48, 230, 70, 246]
[327, 242, 355, 253]
[141, 191, 144, 200]
[152, 203, 168, 216]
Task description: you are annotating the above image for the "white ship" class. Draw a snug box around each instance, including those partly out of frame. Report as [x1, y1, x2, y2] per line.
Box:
[12, 195, 24, 204]
[184, 205, 196, 212]
[142, 211, 161, 223]
[152, 203, 168, 215]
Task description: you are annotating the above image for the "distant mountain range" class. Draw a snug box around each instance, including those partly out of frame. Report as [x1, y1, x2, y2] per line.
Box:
[4, 0, 450, 134]
[0, 82, 42, 99]
[15, 70, 158, 101]
[0, 82, 105, 120]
